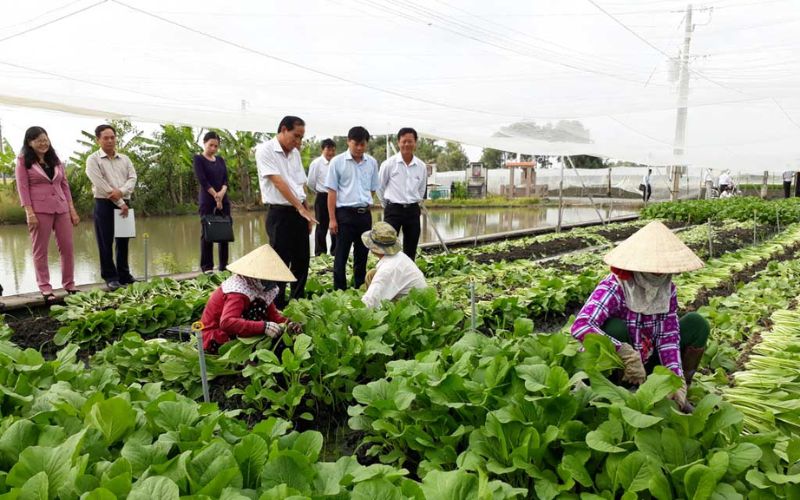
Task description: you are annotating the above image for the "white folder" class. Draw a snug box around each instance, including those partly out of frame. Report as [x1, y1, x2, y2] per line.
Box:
[113, 209, 136, 238]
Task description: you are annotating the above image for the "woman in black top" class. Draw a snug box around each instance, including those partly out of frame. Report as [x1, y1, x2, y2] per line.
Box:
[193, 131, 231, 272]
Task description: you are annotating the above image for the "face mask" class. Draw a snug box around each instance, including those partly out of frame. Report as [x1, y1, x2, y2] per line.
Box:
[260, 280, 278, 291]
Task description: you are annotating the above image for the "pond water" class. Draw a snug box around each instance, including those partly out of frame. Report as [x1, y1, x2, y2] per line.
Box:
[0, 204, 637, 296]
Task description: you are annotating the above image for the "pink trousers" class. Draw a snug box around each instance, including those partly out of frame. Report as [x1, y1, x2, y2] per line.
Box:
[28, 211, 75, 294]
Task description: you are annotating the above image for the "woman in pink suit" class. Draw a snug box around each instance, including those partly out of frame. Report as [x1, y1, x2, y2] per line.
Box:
[16, 126, 81, 304]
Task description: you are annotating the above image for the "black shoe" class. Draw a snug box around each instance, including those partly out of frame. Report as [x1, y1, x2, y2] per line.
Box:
[120, 278, 138, 286]
[107, 281, 122, 291]
[42, 293, 58, 306]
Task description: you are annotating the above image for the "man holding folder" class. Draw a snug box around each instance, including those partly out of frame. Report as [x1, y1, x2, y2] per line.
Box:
[86, 124, 137, 291]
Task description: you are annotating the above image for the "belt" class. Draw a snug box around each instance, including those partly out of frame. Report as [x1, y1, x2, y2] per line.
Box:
[338, 206, 370, 214]
[266, 204, 295, 210]
[387, 202, 420, 209]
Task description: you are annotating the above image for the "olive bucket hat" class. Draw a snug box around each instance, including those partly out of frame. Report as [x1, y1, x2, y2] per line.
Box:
[361, 222, 403, 255]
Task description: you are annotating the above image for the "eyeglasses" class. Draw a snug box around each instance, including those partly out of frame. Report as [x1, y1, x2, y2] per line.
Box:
[31, 138, 50, 145]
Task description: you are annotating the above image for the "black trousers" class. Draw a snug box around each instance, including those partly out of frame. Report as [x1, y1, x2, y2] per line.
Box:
[383, 203, 422, 258]
[641, 185, 652, 202]
[333, 207, 372, 290]
[313, 193, 336, 256]
[93, 199, 133, 284]
[199, 207, 231, 272]
[784, 181, 792, 199]
[266, 205, 309, 308]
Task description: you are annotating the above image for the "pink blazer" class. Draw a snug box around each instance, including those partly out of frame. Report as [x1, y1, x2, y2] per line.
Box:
[15, 156, 73, 215]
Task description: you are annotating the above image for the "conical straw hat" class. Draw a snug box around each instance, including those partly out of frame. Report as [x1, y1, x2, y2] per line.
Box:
[603, 221, 703, 273]
[226, 244, 296, 282]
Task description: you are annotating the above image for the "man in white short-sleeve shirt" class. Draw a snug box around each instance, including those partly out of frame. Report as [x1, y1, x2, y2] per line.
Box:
[255, 115, 317, 307]
[378, 127, 427, 259]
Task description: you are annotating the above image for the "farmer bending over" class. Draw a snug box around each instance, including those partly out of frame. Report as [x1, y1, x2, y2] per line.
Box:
[200, 244, 301, 351]
[571, 221, 709, 412]
[361, 222, 427, 308]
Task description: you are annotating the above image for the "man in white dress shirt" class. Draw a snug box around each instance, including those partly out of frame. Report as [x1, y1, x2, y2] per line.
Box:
[307, 138, 337, 256]
[378, 128, 427, 258]
[255, 115, 317, 308]
[361, 222, 427, 309]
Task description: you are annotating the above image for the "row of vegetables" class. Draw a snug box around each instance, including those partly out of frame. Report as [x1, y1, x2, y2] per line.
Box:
[4, 201, 800, 498]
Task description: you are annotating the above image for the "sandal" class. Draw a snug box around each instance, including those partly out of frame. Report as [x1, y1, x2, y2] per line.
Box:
[42, 293, 57, 305]
[65, 288, 80, 295]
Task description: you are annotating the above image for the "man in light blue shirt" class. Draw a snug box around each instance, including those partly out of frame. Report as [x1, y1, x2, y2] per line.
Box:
[325, 126, 380, 290]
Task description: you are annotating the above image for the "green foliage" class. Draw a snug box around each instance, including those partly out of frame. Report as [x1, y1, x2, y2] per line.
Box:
[49, 275, 224, 346]
[213, 129, 266, 206]
[436, 142, 468, 172]
[136, 125, 201, 210]
[450, 180, 468, 199]
[566, 155, 606, 169]
[479, 148, 505, 169]
[642, 196, 800, 225]
[8, 219, 800, 498]
[0, 137, 16, 177]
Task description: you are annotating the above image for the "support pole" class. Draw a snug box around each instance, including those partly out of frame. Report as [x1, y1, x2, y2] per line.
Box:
[557, 157, 565, 232]
[671, 4, 694, 200]
[421, 205, 449, 254]
[192, 321, 211, 403]
[707, 218, 713, 259]
[143, 233, 150, 281]
[470, 280, 476, 331]
[565, 155, 606, 226]
[753, 210, 758, 245]
[761, 170, 769, 199]
[777, 206, 781, 233]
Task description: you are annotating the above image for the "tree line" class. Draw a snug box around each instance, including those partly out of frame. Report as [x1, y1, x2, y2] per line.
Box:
[0, 120, 608, 218]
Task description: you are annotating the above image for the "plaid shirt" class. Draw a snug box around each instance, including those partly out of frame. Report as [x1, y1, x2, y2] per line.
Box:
[571, 274, 683, 378]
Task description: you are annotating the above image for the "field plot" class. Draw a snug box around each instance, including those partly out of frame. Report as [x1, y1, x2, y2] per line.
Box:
[4, 198, 800, 498]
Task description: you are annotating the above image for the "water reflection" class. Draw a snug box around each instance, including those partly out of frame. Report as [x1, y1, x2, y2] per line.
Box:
[0, 205, 636, 295]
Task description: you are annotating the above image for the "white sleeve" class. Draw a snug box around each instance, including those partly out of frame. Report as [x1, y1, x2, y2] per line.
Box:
[377, 160, 390, 204]
[306, 159, 318, 189]
[361, 267, 401, 308]
[256, 145, 280, 178]
[419, 162, 428, 199]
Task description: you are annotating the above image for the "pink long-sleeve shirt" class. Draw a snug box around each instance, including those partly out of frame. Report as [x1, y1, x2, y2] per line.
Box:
[571, 273, 684, 378]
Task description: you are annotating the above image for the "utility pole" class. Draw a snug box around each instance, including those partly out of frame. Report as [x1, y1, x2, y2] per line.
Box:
[671, 3, 693, 201]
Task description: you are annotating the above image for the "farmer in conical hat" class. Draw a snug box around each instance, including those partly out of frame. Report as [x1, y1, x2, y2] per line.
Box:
[570, 221, 709, 412]
[199, 244, 302, 351]
[361, 222, 427, 308]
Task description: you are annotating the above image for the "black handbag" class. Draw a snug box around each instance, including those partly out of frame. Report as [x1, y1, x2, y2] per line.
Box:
[201, 211, 234, 243]
[638, 183, 646, 192]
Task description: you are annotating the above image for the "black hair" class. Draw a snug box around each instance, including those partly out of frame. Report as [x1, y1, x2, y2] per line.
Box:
[277, 116, 305, 133]
[321, 138, 336, 150]
[94, 124, 116, 138]
[348, 126, 370, 142]
[203, 131, 220, 143]
[21, 126, 61, 170]
[397, 127, 418, 141]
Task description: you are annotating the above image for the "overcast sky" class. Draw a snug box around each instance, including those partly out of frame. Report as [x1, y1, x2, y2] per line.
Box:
[1, 0, 798, 169]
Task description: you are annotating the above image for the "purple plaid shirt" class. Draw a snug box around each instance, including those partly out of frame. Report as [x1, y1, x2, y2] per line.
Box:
[571, 273, 684, 378]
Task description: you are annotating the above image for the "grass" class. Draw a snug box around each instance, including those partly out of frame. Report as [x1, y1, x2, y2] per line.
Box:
[425, 195, 542, 208]
[0, 184, 25, 224]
